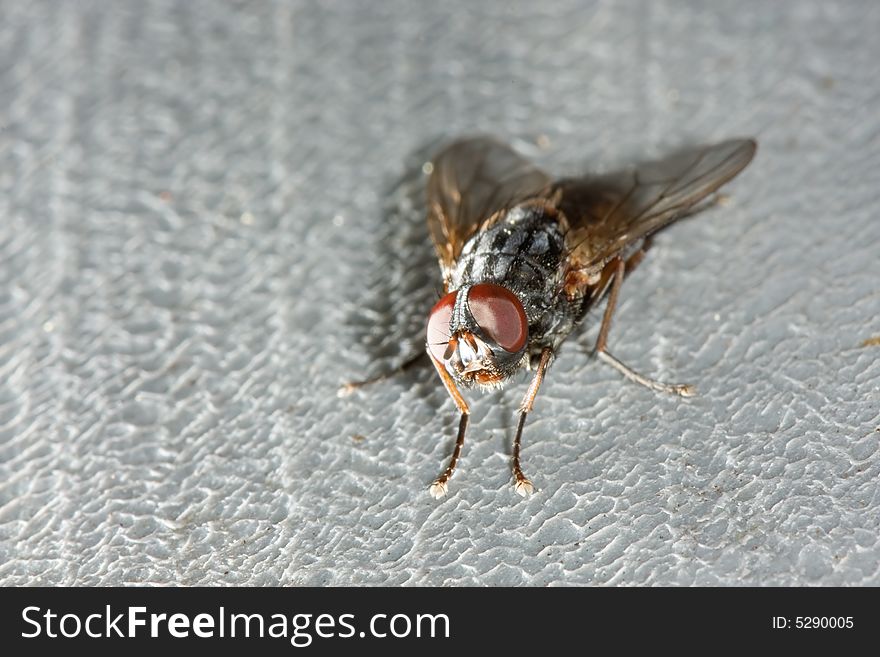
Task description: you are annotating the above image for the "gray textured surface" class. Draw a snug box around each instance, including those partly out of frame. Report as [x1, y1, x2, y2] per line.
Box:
[1, 0, 879, 586]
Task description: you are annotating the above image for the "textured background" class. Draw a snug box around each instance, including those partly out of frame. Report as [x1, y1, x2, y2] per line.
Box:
[1, 0, 878, 586]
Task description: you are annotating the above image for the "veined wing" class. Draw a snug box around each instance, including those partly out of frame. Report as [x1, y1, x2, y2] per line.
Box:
[554, 139, 757, 279]
[427, 137, 551, 283]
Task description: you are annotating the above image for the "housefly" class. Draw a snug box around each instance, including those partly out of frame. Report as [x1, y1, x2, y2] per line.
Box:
[343, 136, 756, 498]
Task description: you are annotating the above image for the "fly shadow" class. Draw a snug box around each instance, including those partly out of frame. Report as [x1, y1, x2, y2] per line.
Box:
[340, 138, 450, 397]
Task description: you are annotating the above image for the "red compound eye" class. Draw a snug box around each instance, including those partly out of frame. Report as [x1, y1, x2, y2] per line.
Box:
[426, 290, 457, 362]
[467, 283, 528, 353]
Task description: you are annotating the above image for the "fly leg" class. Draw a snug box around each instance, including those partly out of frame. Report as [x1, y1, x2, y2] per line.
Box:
[337, 351, 428, 397]
[427, 350, 471, 499]
[512, 347, 553, 497]
[595, 257, 695, 397]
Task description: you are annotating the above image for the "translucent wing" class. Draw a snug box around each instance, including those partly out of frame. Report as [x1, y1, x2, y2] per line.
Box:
[427, 137, 551, 280]
[555, 139, 757, 277]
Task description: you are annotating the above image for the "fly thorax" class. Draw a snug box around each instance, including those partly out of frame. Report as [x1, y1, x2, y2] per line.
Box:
[451, 204, 565, 295]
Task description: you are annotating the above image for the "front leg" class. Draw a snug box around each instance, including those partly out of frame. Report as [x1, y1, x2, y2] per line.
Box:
[512, 347, 553, 497]
[427, 350, 471, 499]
